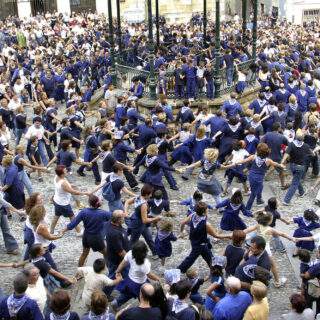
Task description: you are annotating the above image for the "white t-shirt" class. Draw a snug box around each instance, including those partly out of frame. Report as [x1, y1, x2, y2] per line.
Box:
[124, 250, 151, 284]
[232, 149, 249, 164]
[25, 278, 47, 312]
[77, 266, 113, 307]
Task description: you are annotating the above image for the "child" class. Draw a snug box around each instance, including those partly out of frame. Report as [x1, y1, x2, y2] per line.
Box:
[76, 258, 122, 309]
[26, 136, 43, 181]
[180, 190, 212, 216]
[244, 127, 260, 155]
[293, 209, 320, 254]
[297, 249, 312, 294]
[222, 230, 246, 276]
[224, 141, 250, 195]
[186, 267, 206, 304]
[217, 189, 253, 231]
[244, 210, 294, 288]
[148, 189, 170, 217]
[265, 197, 290, 253]
[155, 219, 177, 266]
[29, 244, 76, 293]
[235, 62, 247, 95]
[204, 256, 227, 314]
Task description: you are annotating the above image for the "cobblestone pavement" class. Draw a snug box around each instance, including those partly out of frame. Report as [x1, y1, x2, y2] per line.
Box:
[1, 160, 314, 318]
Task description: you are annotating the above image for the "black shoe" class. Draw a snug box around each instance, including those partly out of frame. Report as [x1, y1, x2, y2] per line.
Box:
[170, 186, 179, 190]
[131, 186, 140, 192]
[77, 170, 86, 177]
[182, 176, 189, 181]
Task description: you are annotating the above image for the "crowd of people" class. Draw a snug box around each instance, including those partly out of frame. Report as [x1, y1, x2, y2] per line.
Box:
[0, 8, 319, 320]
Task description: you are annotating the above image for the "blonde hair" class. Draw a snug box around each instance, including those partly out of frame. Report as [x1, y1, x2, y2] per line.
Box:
[2, 155, 13, 167]
[186, 267, 198, 279]
[146, 144, 158, 156]
[250, 281, 267, 301]
[289, 94, 297, 104]
[253, 114, 260, 122]
[245, 109, 253, 117]
[196, 125, 206, 139]
[204, 148, 219, 162]
[29, 205, 46, 227]
[158, 218, 173, 232]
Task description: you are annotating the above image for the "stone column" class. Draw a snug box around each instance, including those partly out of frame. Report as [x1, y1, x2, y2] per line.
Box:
[17, 0, 32, 19]
[96, 0, 108, 15]
[57, 0, 71, 15]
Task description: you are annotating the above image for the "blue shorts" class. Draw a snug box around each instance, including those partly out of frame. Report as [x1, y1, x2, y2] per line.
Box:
[82, 233, 105, 252]
[53, 201, 73, 217]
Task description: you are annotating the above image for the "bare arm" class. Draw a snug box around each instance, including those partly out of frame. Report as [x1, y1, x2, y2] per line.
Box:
[141, 203, 161, 224]
[61, 180, 87, 196]
[206, 223, 232, 239]
[37, 224, 62, 241]
[147, 272, 160, 282]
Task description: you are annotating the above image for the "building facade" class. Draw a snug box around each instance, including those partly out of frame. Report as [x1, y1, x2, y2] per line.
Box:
[284, 0, 320, 24]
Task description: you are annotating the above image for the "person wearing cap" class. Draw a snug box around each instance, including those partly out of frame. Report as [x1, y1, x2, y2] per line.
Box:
[281, 129, 312, 205]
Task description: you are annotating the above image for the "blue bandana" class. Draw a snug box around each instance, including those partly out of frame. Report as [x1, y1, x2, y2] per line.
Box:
[7, 294, 28, 318]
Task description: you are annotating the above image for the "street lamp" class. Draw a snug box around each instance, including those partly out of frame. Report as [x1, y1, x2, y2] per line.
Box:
[155, 0, 160, 48]
[214, 0, 222, 97]
[252, 0, 258, 60]
[147, 0, 156, 99]
[108, 0, 116, 85]
[203, 0, 207, 47]
[116, 0, 122, 55]
[242, 0, 247, 41]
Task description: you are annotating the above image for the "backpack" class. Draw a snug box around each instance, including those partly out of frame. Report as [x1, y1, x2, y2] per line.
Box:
[102, 181, 115, 202]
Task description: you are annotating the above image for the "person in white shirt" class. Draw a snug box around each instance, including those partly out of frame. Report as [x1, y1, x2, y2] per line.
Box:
[76, 258, 122, 309]
[23, 264, 47, 313]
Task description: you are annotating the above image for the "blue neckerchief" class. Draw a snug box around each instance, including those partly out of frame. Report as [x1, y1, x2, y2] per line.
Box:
[109, 172, 121, 182]
[191, 213, 206, 228]
[145, 155, 157, 167]
[157, 230, 171, 241]
[255, 156, 266, 167]
[7, 294, 28, 318]
[230, 203, 241, 210]
[172, 299, 189, 313]
[134, 196, 146, 208]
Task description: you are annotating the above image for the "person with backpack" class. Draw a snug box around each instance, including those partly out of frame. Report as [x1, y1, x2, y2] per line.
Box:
[94, 163, 136, 213]
[62, 195, 113, 267]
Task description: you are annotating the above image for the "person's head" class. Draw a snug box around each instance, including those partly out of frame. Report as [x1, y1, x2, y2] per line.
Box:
[55, 165, 66, 177]
[29, 243, 45, 259]
[90, 290, 109, 316]
[255, 210, 273, 226]
[139, 283, 155, 305]
[225, 276, 241, 295]
[295, 129, 305, 141]
[250, 281, 267, 302]
[195, 201, 208, 217]
[266, 197, 277, 211]
[211, 256, 227, 276]
[50, 290, 71, 315]
[111, 210, 125, 226]
[132, 240, 148, 265]
[60, 140, 72, 151]
[272, 122, 281, 132]
[232, 230, 246, 247]
[149, 282, 167, 316]
[93, 258, 106, 274]
[253, 266, 271, 286]
[33, 116, 42, 128]
[228, 116, 239, 126]
[297, 249, 311, 263]
[141, 184, 154, 199]
[204, 148, 218, 162]
[13, 273, 28, 295]
[146, 144, 159, 156]
[88, 194, 102, 209]
[174, 280, 192, 300]
[186, 267, 198, 279]
[290, 293, 307, 314]
[1, 154, 13, 167]
[101, 140, 113, 151]
[25, 192, 43, 215]
[153, 189, 163, 200]
[22, 265, 40, 285]
[303, 208, 319, 222]
[158, 218, 173, 233]
[112, 163, 124, 175]
[196, 125, 206, 139]
[256, 143, 270, 158]
[193, 190, 203, 202]
[250, 236, 266, 255]
[29, 205, 46, 227]
[230, 189, 243, 205]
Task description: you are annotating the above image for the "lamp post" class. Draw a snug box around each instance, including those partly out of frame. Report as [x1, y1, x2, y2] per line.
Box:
[252, 0, 258, 60]
[214, 0, 221, 97]
[203, 0, 207, 47]
[116, 0, 122, 55]
[155, 0, 160, 48]
[147, 0, 156, 99]
[107, 0, 116, 85]
[242, 0, 247, 41]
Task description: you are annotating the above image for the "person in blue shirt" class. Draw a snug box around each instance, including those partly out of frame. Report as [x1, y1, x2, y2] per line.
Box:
[185, 60, 197, 99]
[204, 110, 227, 138]
[213, 276, 252, 320]
[223, 49, 234, 87]
[174, 61, 185, 99]
[0, 272, 44, 320]
[221, 92, 243, 117]
[41, 70, 55, 99]
[62, 194, 112, 267]
[296, 83, 309, 113]
[115, 97, 127, 128]
[175, 100, 195, 124]
[130, 79, 144, 99]
[274, 82, 290, 104]
[53, 67, 65, 102]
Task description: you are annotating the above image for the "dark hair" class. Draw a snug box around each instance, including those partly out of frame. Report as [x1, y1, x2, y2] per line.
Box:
[297, 249, 311, 263]
[304, 209, 319, 222]
[230, 190, 243, 205]
[266, 197, 277, 211]
[88, 195, 101, 208]
[29, 243, 43, 259]
[60, 140, 71, 151]
[50, 290, 71, 315]
[112, 163, 124, 173]
[61, 117, 69, 126]
[210, 265, 223, 277]
[150, 283, 168, 319]
[195, 201, 208, 216]
[228, 116, 238, 126]
[256, 143, 270, 158]
[132, 240, 148, 265]
[253, 266, 271, 286]
[232, 230, 246, 246]
[272, 122, 281, 131]
[153, 189, 163, 200]
[193, 190, 203, 202]
[251, 235, 266, 250]
[25, 192, 41, 215]
[290, 293, 307, 314]
[14, 273, 28, 294]
[55, 165, 66, 177]
[174, 280, 192, 300]
[141, 184, 154, 197]
[90, 290, 108, 315]
[93, 258, 106, 273]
